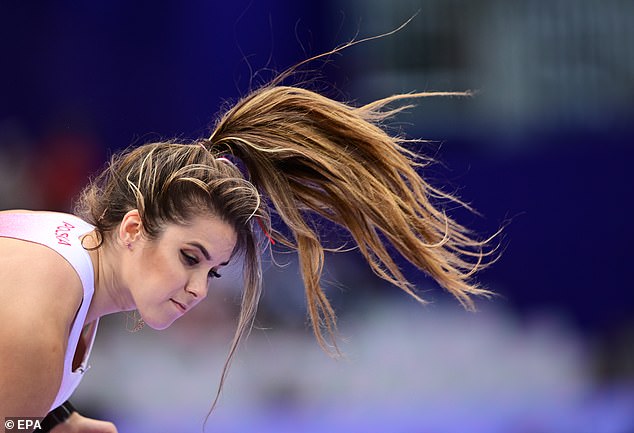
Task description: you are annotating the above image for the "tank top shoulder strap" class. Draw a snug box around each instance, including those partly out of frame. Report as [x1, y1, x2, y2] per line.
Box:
[0, 212, 95, 292]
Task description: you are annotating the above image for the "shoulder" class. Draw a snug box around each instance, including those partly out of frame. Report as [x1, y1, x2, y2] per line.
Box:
[0, 209, 92, 323]
[0, 234, 84, 328]
[0, 234, 85, 416]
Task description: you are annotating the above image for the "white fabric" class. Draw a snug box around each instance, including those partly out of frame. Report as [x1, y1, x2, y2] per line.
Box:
[0, 212, 99, 410]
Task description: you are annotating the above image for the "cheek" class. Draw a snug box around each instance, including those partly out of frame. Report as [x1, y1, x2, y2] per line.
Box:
[137, 248, 184, 291]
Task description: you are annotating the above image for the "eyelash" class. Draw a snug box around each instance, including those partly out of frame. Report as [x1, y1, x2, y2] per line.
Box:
[181, 251, 198, 266]
[181, 251, 222, 279]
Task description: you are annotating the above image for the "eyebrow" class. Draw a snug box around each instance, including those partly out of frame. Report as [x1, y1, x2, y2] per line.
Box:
[187, 242, 230, 266]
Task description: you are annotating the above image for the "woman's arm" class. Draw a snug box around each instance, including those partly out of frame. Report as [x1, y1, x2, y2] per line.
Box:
[0, 238, 83, 418]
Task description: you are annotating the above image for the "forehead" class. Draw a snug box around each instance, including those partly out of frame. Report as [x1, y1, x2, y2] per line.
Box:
[161, 214, 237, 262]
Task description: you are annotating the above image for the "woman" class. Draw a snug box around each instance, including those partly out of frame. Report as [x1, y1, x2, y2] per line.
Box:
[0, 71, 494, 431]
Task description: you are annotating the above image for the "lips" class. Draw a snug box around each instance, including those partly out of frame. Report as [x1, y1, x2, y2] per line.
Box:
[170, 299, 188, 313]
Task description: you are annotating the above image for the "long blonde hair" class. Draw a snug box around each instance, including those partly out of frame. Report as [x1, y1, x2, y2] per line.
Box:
[208, 84, 494, 346]
[76, 31, 496, 417]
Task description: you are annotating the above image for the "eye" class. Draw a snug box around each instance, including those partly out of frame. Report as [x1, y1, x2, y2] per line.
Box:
[209, 269, 222, 279]
[181, 250, 199, 266]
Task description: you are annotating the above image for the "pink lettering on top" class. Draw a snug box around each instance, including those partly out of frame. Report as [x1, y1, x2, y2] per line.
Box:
[55, 221, 75, 246]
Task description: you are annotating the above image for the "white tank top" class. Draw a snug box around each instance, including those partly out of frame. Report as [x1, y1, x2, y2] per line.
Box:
[0, 212, 99, 410]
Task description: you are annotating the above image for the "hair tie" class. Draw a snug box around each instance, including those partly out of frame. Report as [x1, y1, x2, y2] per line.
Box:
[256, 217, 276, 245]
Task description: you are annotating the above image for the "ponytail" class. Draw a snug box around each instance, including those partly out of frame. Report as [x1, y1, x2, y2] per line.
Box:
[208, 84, 496, 353]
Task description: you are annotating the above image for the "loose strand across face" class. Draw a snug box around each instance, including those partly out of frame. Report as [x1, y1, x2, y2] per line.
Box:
[204, 229, 262, 424]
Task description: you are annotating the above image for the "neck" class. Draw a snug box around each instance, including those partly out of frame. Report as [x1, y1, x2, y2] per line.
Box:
[83, 231, 135, 323]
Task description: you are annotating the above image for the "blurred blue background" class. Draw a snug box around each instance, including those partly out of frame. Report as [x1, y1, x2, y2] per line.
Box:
[1, 1, 632, 432]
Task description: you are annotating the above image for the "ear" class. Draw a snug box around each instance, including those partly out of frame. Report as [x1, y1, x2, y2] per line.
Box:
[118, 209, 143, 245]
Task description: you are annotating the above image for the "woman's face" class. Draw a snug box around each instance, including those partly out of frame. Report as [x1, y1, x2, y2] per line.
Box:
[126, 213, 237, 330]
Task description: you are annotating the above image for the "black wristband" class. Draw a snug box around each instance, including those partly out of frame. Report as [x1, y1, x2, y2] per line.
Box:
[39, 401, 76, 432]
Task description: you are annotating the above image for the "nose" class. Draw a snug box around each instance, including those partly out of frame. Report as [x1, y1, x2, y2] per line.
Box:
[186, 276, 209, 302]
